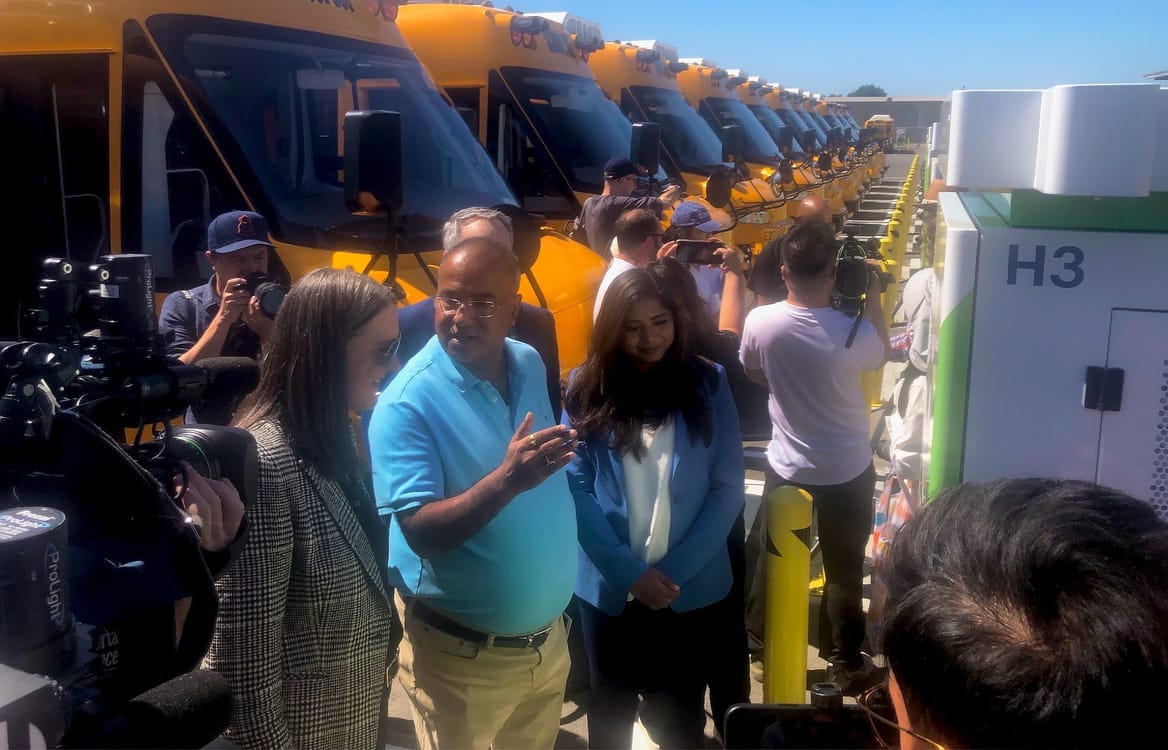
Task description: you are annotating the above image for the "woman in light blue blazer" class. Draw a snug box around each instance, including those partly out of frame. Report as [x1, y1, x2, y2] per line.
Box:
[563, 265, 745, 748]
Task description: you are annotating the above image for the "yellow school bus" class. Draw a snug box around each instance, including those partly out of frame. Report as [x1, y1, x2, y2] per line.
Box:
[810, 96, 867, 211]
[731, 75, 848, 221]
[675, 60, 828, 224]
[865, 114, 896, 144]
[0, 0, 601, 377]
[587, 39, 789, 252]
[396, 6, 681, 242]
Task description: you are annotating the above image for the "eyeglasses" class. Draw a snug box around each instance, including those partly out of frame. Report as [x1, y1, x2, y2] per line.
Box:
[858, 682, 946, 750]
[434, 296, 499, 319]
[377, 333, 402, 366]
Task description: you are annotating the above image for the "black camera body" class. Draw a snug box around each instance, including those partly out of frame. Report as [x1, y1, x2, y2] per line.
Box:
[241, 272, 288, 319]
[1, 255, 257, 746]
[832, 234, 890, 319]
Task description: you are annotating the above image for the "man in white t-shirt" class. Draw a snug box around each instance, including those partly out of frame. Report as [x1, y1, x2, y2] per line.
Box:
[592, 209, 677, 320]
[739, 219, 890, 693]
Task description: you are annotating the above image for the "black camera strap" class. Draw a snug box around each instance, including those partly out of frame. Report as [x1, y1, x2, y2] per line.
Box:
[845, 306, 865, 349]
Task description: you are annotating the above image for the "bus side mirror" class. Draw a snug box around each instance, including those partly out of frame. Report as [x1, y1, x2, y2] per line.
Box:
[344, 110, 403, 216]
[720, 124, 743, 164]
[777, 124, 794, 154]
[630, 122, 661, 177]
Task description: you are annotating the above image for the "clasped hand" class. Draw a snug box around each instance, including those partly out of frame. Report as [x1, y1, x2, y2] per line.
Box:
[631, 567, 680, 609]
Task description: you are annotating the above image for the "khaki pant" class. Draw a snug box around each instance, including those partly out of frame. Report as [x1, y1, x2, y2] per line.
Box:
[394, 593, 570, 750]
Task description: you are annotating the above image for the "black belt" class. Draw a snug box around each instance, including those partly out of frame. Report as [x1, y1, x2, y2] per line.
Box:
[408, 599, 555, 649]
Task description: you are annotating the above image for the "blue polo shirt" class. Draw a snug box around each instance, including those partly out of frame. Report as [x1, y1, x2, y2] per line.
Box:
[369, 336, 577, 635]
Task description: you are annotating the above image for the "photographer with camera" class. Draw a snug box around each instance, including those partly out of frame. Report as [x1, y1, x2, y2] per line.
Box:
[159, 211, 286, 425]
[158, 211, 282, 368]
[739, 220, 890, 694]
[664, 201, 734, 324]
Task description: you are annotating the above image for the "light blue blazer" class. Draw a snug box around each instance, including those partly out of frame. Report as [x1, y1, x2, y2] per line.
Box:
[564, 363, 746, 616]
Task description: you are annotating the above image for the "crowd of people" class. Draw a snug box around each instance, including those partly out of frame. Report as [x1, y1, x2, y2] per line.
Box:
[160, 167, 1168, 749]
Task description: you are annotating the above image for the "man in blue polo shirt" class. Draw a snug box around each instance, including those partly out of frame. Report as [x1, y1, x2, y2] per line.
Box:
[369, 236, 578, 750]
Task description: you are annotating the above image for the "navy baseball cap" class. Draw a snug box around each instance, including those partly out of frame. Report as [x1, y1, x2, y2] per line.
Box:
[670, 201, 723, 232]
[207, 210, 274, 254]
[603, 157, 642, 180]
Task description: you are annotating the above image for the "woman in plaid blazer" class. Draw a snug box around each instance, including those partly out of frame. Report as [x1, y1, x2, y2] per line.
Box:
[204, 268, 403, 749]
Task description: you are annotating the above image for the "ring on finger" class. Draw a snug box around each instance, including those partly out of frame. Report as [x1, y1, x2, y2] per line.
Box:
[528, 434, 538, 449]
[544, 455, 557, 468]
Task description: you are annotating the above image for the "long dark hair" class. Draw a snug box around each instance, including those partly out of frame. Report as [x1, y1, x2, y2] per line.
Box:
[646, 257, 718, 352]
[566, 266, 712, 459]
[233, 268, 395, 482]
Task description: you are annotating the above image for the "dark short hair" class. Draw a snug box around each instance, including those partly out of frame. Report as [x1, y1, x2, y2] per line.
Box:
[882, 478, 1168, 749]
[614, 209, 661, 253]
[779, 219, 836, 279]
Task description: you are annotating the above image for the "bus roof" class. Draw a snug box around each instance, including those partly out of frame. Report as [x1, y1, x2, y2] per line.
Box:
[588, 38, 688, 99]
[397, 3, 595, 84]
[0, 0, 412, 53]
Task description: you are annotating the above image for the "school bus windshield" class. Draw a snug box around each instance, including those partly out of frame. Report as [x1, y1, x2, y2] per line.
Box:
[627, 86, 726, 174]
[774, 106, 821, 149]
[500, 67, 668, 193]
[702, 96, 782, 164]
[149, 17, 515, 250]
[745, 103, 805, 156]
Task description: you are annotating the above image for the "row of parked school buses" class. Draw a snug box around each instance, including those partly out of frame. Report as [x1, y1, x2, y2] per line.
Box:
[1, 0, 888, 379]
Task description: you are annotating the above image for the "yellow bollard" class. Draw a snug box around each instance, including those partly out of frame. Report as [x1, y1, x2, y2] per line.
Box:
[763, 485, 814, 704]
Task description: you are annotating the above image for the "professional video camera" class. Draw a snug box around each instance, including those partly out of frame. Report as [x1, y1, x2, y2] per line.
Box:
[0, 254, 259, 748]
[832, 234, 896, 347]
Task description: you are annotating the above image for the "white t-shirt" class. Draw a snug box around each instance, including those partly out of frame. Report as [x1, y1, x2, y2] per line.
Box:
[740, 302, 885, 485]
[593, 257, 637, 321]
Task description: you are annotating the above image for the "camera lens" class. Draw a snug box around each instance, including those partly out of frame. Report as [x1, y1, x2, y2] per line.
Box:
[242, 273, 288, 319]
[253, 282, 287, 319]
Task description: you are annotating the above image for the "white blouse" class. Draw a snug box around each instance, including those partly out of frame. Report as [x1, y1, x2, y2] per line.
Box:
[623, 420, 675, 568]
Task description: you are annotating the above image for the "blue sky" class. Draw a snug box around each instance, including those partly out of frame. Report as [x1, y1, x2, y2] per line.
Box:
[560, 0, 1168, 97]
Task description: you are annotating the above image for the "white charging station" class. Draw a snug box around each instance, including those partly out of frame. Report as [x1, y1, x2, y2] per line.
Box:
[923, 83, 1168, 520]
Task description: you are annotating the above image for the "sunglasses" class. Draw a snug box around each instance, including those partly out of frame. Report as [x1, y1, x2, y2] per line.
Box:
[376, 332, 402, 366]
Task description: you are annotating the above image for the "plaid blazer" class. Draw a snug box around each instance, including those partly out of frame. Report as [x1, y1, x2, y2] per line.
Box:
[203, 420, 395, 749]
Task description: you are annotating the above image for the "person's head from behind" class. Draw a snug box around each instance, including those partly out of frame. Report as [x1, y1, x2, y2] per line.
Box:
[779, 219, 837, 296]
[441, 207, 514, 253]
[882, 478, 1168, 749]
[434, 237, 521, 375]
[234, 268, 399, 477]
[795, 194, 833, 226]
[602, 157, 643, 197]
[614, 209, 663, 265]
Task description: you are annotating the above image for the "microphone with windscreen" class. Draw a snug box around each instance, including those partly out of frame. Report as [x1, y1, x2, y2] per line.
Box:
[187, 356, 260, 427]
[68, 669, 233, 749]
[194, 357, 260, 402]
